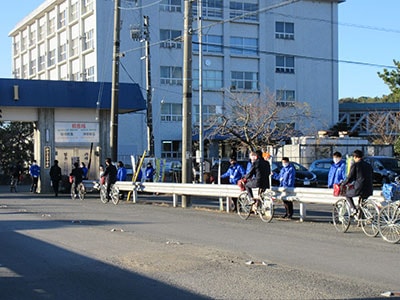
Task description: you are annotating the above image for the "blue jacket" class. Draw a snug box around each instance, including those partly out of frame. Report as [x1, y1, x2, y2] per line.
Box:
[29, 164, 41, 177]
[273, 164, 295, 187]
[117, 166, 127, 181]
[145, 166, 155, 180]
[327, 160, 346, 188]
[221, 163, 245, 185]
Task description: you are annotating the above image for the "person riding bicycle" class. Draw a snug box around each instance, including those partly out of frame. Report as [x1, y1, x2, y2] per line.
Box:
[102, 158, 117, 201]
[244, 150, 270, 207]
[340, 149, 373, 216]
[70, 162, 84, 198]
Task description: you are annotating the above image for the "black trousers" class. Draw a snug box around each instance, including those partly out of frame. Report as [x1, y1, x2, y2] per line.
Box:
[283, 200, 293, 217]
[245, 179, 258, 199]
[51, 180, 59, 196]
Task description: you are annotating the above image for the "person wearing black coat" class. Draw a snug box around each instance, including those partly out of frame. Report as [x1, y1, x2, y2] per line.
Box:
[50, 160, 62, 197]
[341, 149, 373, 215]
[102, 158, 117, 200]
[244, 150, 270, 201]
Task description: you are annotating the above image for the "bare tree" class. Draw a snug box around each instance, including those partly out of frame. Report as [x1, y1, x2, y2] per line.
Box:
[367, 111, 400, 145]
[206, 90, 313, 152]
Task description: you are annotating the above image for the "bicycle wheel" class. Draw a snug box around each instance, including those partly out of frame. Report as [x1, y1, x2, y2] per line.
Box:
[78, 183, 86, 201]
[100, 185, 108, 204]
[237, 192, 252, 220]
[258, 195, 274, 223]
[110, 185, 120, 205]
[378, 203, 400, 244]
[332, 199, 351, 233]
[70, 183, 76, 200]
[360, 199, 379, 237]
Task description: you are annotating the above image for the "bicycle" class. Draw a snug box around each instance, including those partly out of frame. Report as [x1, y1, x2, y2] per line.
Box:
[332, 195, 380, 237]
[99, 183, 119, 205]
[237, 188, 275, 223]
[70, 181, 86, 201]
[377, 200, 400, 244]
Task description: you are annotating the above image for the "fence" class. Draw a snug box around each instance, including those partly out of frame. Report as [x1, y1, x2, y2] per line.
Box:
[106, 181, 385, 222]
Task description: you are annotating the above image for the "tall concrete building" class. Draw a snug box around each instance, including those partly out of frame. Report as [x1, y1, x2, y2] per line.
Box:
[9, 0, 344, 160]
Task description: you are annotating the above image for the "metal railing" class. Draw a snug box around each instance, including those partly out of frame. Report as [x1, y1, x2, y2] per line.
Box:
[107, 181, 385, 222]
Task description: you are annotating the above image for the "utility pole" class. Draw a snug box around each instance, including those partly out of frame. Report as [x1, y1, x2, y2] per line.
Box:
[110, 0, 121, 162]
[197, 0, 204, 183]
[143, 16, 154, 156]
[182, 0, 193, 207]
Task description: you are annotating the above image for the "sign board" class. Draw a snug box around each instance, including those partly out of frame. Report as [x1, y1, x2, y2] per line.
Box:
[44, 146, 51, 169]
[55, 122, 99, 143]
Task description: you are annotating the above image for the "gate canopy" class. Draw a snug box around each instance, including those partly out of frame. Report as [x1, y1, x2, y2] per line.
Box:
[0, 78, 146, 113]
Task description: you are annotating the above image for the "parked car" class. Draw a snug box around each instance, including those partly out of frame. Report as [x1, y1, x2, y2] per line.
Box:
[271, 161, 318, 187]
[309, 158, 346, 186]
[363, 156, 400, 185]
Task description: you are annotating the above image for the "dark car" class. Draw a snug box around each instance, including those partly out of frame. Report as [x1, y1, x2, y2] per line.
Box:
[309, 158, 346, 186]
[363, 156, 400, 185]
[271, 161, 318, 187]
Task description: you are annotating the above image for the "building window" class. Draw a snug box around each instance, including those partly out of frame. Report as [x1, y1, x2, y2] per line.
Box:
[193, 34, 223, 53]
[30, 59, 36, 75]
[59, 44, 67, 62]
[48, 17, 56, 35]
[230, 36, 257, 55]
[83, 29, 94, 51]
[21, 36, 27, 52]
[71, 38, 79, 56]
[275, 22, 294, 40]
[71, 72, 80, 81]
[38, 55, 45, 71]
[13, 68, 20, 78]
[70, 2, 79, 21]
[160, 0, 181, 13]
[161, 140, 181, 158]
[160, 66, 182, 85]
[38, 24, 45, 41]
[83, 0, 93, 14]
[193, 70, 223, 90]
[161, 103, 182, 122]
[276, 90, 295, 106]
[160, 29, 182, 48]
[29, 30, 36, 46]
[58, 10, 66, 28]
[193, 0, 223, 19]
[22, 64, 28, 78]
[13, 41, 20, 55]
[85, 66, 95, 81]
[48, 49, 56, 66]
[230, 1, 258, 21]
[193, 104, 218, 124]
[275, 55, 294, 73]
[231, 71, 258, 91]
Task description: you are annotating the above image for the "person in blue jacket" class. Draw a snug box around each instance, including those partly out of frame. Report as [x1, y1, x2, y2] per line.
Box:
[117, 161, 127, 181]
[145, 162, 155, 182]
[327, 151, 346, 188]
[272, 157, 296, 219]
[29, 160, 41, 193]
[221, 156, 245, 185]
[221, 156, 246, 212]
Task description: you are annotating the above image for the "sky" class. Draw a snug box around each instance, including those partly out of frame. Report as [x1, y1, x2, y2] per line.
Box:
[0, 0, 399, 99]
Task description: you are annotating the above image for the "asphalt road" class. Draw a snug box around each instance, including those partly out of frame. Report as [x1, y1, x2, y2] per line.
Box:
[1, 186, 399, 300]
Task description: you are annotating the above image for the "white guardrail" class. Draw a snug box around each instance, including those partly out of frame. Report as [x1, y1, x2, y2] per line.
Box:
[101, 181, 386, 222]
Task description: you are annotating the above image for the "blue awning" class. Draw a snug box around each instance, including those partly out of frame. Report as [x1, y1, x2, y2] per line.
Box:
[0, 78, 146, 113]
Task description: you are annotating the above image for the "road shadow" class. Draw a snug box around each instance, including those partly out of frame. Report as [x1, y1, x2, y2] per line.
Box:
[0, 218, 211, 300]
